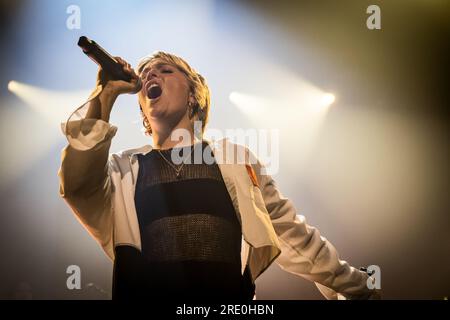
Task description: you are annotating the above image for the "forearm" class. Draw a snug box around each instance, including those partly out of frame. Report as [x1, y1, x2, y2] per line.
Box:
[249, 151, 374, 299]
[58, 125, 115, 255]
[59, 135, 112, 196]
[85, 86, 118, 122]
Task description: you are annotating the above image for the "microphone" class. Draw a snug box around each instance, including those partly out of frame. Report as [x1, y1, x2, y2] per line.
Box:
[78, 36, 133, 82]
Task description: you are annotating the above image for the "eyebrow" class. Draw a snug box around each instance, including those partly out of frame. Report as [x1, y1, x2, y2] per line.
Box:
[140, 63, 173, 73]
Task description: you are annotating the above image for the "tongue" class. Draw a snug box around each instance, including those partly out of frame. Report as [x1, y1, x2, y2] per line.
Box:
[148, 86, 162, 99]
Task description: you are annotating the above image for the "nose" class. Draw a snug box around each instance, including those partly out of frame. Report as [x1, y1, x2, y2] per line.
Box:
[143, 69, 160, 82]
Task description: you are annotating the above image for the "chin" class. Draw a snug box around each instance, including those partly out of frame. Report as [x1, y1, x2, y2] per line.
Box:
[148, 105, 166, 118]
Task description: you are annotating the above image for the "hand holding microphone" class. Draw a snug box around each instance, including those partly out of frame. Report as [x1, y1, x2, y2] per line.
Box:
[96, 56, 142, 96]
[78, 36, 142, 96]
[78, 36, 142, 122]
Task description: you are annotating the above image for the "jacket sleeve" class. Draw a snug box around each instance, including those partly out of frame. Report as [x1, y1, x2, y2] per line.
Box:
[57, 89, 118, 260]
[249, 152, 378, 300]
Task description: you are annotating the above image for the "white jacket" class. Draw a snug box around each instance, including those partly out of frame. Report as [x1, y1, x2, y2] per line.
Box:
[58, 88, 376, 300]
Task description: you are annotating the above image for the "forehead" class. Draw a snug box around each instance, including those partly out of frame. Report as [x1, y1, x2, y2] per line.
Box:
[141, 58, 177, 72]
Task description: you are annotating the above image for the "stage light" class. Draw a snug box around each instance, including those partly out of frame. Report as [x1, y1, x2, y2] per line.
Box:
[321, 93, 335, 107]
[7, 80, 89, 125]
[8, 80, 18, 92]
[228, 84, 334, 174]
[2, 81, 90, 187]
[229, 91, 270, 115]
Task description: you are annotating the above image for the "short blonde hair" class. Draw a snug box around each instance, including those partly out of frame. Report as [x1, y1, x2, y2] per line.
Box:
[137, 51, 210, 135]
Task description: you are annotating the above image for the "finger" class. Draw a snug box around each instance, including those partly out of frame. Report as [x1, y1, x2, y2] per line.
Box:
[125, 65, 139, 80]
[115, 56, 126, 66]
[131, 69, 139, 79]
[126, 67, 138, 79]
[123, 65, 133, 76]
[114, 57, 137, 80]
[122, 79, 142, 94]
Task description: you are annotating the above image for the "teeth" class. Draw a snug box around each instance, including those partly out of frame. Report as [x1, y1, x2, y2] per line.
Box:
[150, 83, 160, 88]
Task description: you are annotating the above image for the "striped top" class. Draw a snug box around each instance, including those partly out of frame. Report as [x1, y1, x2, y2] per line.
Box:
[112, 141, 254, 300]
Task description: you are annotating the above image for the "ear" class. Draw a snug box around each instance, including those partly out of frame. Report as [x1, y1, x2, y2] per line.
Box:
[188, 93, 196, 106]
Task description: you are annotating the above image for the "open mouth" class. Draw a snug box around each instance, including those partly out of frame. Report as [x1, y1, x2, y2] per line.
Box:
[147, 84, 163, 100]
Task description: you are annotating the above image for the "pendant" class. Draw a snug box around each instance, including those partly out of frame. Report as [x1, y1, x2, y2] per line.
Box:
[176, 172, 181, 179]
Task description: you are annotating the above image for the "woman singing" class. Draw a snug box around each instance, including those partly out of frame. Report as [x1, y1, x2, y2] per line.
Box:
[58, 51, 379, 301]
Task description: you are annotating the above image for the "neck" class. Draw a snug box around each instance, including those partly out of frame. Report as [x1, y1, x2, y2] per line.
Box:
[151, 114, 196, 150]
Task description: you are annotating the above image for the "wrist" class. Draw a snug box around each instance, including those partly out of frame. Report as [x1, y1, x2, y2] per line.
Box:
[101, 84, 120, 101]
[98, 86, 118, 122]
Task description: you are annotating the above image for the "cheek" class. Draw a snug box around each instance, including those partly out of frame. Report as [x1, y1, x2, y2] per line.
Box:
[137, 93, 146, 108]
[166, 81, 189, 104]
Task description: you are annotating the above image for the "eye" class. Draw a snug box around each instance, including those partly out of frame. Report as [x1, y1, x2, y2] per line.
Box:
[162, 69, 173, 74]
[140, 69, 149, 78]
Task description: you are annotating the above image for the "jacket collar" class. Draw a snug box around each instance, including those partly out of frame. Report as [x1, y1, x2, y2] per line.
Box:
[129, 144, 153, 157]
[128, 137, 214, 157]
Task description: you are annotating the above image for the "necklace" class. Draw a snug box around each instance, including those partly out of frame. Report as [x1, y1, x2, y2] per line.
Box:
[157, 145, 194, 179]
